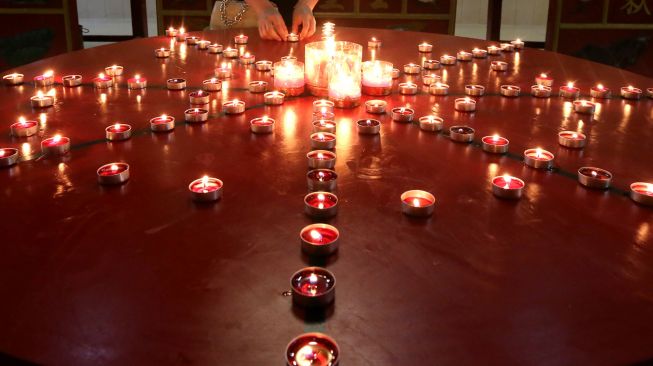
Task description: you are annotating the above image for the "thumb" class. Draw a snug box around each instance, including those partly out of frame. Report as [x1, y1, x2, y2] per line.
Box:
[292, 20, 299, 35]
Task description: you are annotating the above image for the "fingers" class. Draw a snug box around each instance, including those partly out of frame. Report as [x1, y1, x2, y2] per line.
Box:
[259, 20, 281, 41]
[272, 15, 289, 39]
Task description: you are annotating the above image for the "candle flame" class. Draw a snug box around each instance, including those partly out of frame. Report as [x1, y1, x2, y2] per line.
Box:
[179, 27, 185, 34]
[197, 90, 202, 96]
[540, 73, 547, 78]
[317, 133, 324, 141]
[168, 26, 174, 31]
[110, 164, 119, 172]
[53, 134, 61, 143]
[201, 175, 209, 188]
[317, 193, 325, 201]
[572, 133, 578, 138]
[19, 116, 26, 124]
[492, 134, 499, 141]
[0, 150, 4, 157]
[111, 65, 117, 70]
[567, 82, 574, 88]
[412, 198, 421, 207]
[647, 184, 653, 194]
[591, 170, 597, 177]
[36, 90, 44, 98]
[114, 123, 120, 130]
[309, 229, 322, 241]
[244, 52, 250, 57]
[317, 153, 324, 159]
[435, 81, 442, 87]
[194, 108, 199, 112]
[503, 175, 512, 189]
[473, 47, 480, 51]
[399, 107, 405, 113]
[309, 273, 318, 284]
[535, 148, 542, 158]
[161, 114, 167, 120]
[43, 70, 53, 77]
[47, 89, 56, 97]
[262, 116, 268, 123]
[516, 38, 522, 42]
[465, 97, 471, 103]
[317, 171, 325, 180]
[232, 99, 239, 105]
[135, 74, 140, 80]
[210, 78, 216, 83]
[371, 37, 376, 41]
[597, 84, 604, 90]
[99, 73, 105, 79]
[628, 85, 634, 91]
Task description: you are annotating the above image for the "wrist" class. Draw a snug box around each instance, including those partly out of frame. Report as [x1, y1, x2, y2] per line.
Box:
[295, 0, 318, 10]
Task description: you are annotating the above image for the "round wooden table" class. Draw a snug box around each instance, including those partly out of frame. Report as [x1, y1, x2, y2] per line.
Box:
[1, 27, 652, 365]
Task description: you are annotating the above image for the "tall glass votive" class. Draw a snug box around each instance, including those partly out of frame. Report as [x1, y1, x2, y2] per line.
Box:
[361, 60, 393, 96]
[326, 42, 363, 108]
[306, 40, 362, 98]
[273, 60, 305, 96]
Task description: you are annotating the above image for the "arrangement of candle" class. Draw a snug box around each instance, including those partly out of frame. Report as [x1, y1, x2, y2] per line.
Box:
[41, 134, 70, 155]
[524, 148, 554, 169]
[487, 45, 501, 55]
[185, 36, 199, 45]
[307, 150, 336, 169]
[356, 119, 381, 135]
[481, 134, 509, 154]
[403, 63, 421, 75]
[401, 190, 435, 217]
[368, 37, 382, 48]
[0, 148, 19, 167]
[175, 27, 186, 41]
[250, 116, 275, 134]
[127, 74, 147, 89]
[215, 63, 233, 79]
[3, 72, 24, 85]
[150, 114, 175, 132]
[313, 100, 335, 114]
[511, 38, 525, 49]
[313, 119, 336, 134]
[422, 73, 440, 86]
[535, 73, 554, 86]
[273, 60, 305, 96]
[11, 117, 38, 137]
[285, 333, 340, 366]
[472, 48, 487, 58]
[290, 267, 336, 309]
[398, 82, 418, 95]
[578, 167, 612, 189]
[300, 224, 340, 256]
[391, 107, 414, 123]
[621, 85, 642, 100]
[500, 42, 514, 52]
[155, 48, 171, 58]
[223, 99, 245, 114]
[189, 175, 223, 202]
[307, 169, 338, 191]
[106, 123, 132, 141]
[491, 175, 525, 199]
[449, 126, 475, 142]
[255, 60, 272, 71]
[184, 108, 209, 123]
[558, 131, 586, 148]
[361, 60, 393, 96]
[590, 84, 611, 98]
[423, 59, 440, 70]
[559, 82, 580, 98]
[223, 47, 238, 58]
[304, 192, 338, 218]
[62, 74, 82, 87]
[418, 115, 443, 132]
[165, 26, 177, 37]
[208, 43, 223, 54]
[197, 40, 210, 50]
[97, 163, 130, 185]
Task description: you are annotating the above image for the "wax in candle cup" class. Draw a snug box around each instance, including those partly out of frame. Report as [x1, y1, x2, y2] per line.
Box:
[10, 119, 38, 137]
[264, 91, 285, 105]
[398, 82, 418, 95]
[202, 78, 222, 92]
[165, 27, 177, 37]
[531, 84, 552, 98]
[454, 97, 476, 112]
[250, 116, 275, 134]
[449, 125, 475, 143]
[630, 182, 653, 206]
[30, 91, 54, 108]
[403, 63, 421, 75]
[535, 73, 553, 87]
[41, 135, 70, 156]
[392, 68, 401, 78]
[255, 60, 273, 71]
[368, 37, 382, 48]
[93, 74, 113, 89]
[646, 87, 653, 99]
[285, 332, 340, 366]
[491, 61, 508, 71]
[166, 78, 186, 90]
[197, 40, 210, 50]
[491, 175, 525, 199]
[307, 150, 336, 170]
[401, 190, 435, 217]
[215, 64, 232, 79]
[290, 267, 336, 309]
[422, 73, 441, 86]
[310, 132, 336, 150]
[429, 82, 450, 96]
[559, 83, 580, 98]
[273, 60, 305, 96]
[361, 60, 393, 96]
[418, 42, 433, 53]
[3, 73, 24, 85]
[357, 119, 381, 135]
[184, 36, 199, 45]
[481, 135, 509, 154]
[590, 84, 611, 99]
[189, 176, 223, 202]
[307, 169, 338, 191]
[621, 86, 642, 100]
[287, 33, 299, 42]
[472, 48, 488, 58]
[104, 65, 123, 77]
[106, 123, 132, 141]
[500, 43, 515, 52]
[223, 47, 239, 58]
[239, 52, 255, 64]
[456, 50, 472, 61]
[523, 148, 554, 169]
[577, 167, 612, 189]
[312, 100, 335, 114]
[34, 71, 54, 87]
[97, 163, 130, 185]
[149, 115, 175, 132]
[312, 119, 336, 134]
[62, 74, 82, 87]
[208, 43, 223, 54]
[439, 55, 457, 65]
[573, 99, 596, 114]
[558, 131, 586, 149]
[127, 75, 147, 89]
[391, 107, 414, 123]
[299, 224, 340, 256]
[222, 99, 246, 114]
[184, 108, 209, 123]
[419, 115, 443, 132]
[487, 45, 502, 55]
[465, 84, 485, 97]
[154, 48, 171, 58]
[0, 148, 19, 167]
[234, 34, 248, 44]
[500, 85, 520, 97]
[189, 90, 210, 104]
[304, 192, 338, 218]
[365, 99, 387, 114]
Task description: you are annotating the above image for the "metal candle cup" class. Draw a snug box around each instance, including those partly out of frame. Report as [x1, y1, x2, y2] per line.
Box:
[559, 84, 580, 98]
[573, 100, 596, 114]
[185, 36, 199, 45]
[312, 120, 336, 133]
[511, 39, 525, 49]
[456, 51, 472, 61]
[150, 115, 175, 132]
[105, 123, 132, 141]
[250, 116, 275, 133]
[197, 40, 210, 50]
[578, 167, 612, 189]
[255, 60, 272, 71]
[30, 93, 54, 108]
[208, 43, 223, 54]
[391, 107, 414, 123]
[465, 84, 485, 96]
[154, 48, 171, 58]
[3, 73, 24, 85]
[621, 86, 642, 100]
[590, 85, 611, 99]
[223, 47, 239, 58]
[202, 78, 222, 92]
[97, 163, 130, 185]
[175, 31, 186, 42]
[368, 37, 382, 48]
[215, 65, 232, 79]
[392, 68, 401, 78]
[647, 88, 653, 98]
[310, 132, 336, 150]
[41, 135, 70, 155]
[299, 224, 340, 257]
[491, 61, 508, 71]
[166, 78, 186, 90]
[127, 76, 147, 89]
[422, 73, 440, 86]
[10, 120, 38, 137]
[93, 75, 113, 89]
[234, 34, 248, 45]
[313, 100, 335, 114]
[429, 82, 450, 96]
[449, 126, 475, 142]
[290, 268, 336, 311]
[403, 63, 421, 75]
[240, 52, 255, 65]
[248, 80, 268, 93]
[500, 43, 515, 52]
[0, 148, 19, 167]
[307, 169, 338, 191]
[184, 108, 209, 123]
[491, 175, 525, 199]
[104, 65, 123, 77]
[423, 59, 440, 70]
[285, 333, 340, 366]
[189, 176, 223, 202]
[523, 148, 554, 169]
[418, 42, 433, 53]
[62, 75, 82, 87]
[401, 190, 435, 217]
[307, 150, 336, 169]
[558, 131, 586, 148]
[531, 85, 552, 98]
[223, 100, 245, 114]
[264, 91, 285, 105]
[365, 99, 387, 114]
[419, 115, 443, 132]
[357, 119, 381, 134]
[440, 55, 457, 65]
[189, 91, 209, 104]
[487, 45, 502, 55]
[304, 192, 338, 218]
[472, 48, 487, 58]
[500, 85, 520, 97]
[34, 73, 54, 87]
[398, 82, 418, 95]
[535, 74, 553, 87]
[454, 98, 476, 112]
[286, 33, 299, 42]
[481, 135, 509, 153]
[630, 182, 653, 206]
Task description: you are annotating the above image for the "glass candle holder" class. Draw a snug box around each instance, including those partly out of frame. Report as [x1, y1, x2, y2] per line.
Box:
[273, 60, 305, 96]
[306, 40, 362, 97]
[361, 60, 393, 96]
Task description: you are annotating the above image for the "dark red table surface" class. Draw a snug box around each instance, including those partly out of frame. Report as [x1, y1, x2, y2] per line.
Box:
[1, 27, 653, 366]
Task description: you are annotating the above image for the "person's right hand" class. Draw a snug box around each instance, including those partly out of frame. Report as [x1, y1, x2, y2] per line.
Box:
[255, 3, 288, 41]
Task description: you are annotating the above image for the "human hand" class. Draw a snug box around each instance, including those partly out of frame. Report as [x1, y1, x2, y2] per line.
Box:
[255, 3, 288, 41]
[292, 3, 316, 39]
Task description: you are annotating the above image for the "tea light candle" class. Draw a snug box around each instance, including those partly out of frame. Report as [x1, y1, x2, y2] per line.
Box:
[3, 73, 24, 85]
[184, 108, 209, 123]
[491, 175, 524, 199]
[223, 99, 245, 114]
[472, 48, 487, 58]
[127, 74, 147, 89]
[30, 91, 54, 108]
[189, 90, 209, 104]
[449, 126, 475, 142]
[197, 40, 210, 50]
[357, 119, 381, 135]
[215, 63, 233, 79]
[240, 52, 255, 64]
[34, 70, 54, 86]
[0, 148, 18, 167]
[104, 65, 123, 77]
[208, 43, 223, 54]
[398, 82, 418, 95]
[93, 73, 113, 88]
[248, 81, 268, 93]
[491, 61, 508, 71]
[299, 224, 340, 256]
[62, 74, 82, 87]
[202, 78, 222, 92]
[165, 78, 185, 90]
[487, 45, 501, 55]
[361, 60, 393, 96]
[273, 59, 305, 96]
[403, 63, 421, 75]
[234, 34, 248, 45]
[287, 32, 299, 42]
[440, 54, 456, 65]
[429, 82, 449, 96]
[154, 48, 171, 58]
[150, 114, 175, 132]
[559, 82, 580, 98]
[578, 167, 612, 189]
[97, 163, 130, 185]
[422, 73, 440, 86]
[456, 50, 472, 61]
[524, 148, 554, 169]
[419, 115, 443, 132]
[184, 36, 199, 45]
[264, 91, 285, 105]
[418, 42, 433, 53]
[391, 107, 414, 123]
[250, 116, 275, 133]
[189, 175, 223, 202]
[401, 190, 435, 217]
[255, 60, 272, 71]
[481, 134, 509, 154]
[365, 99, 387, 114]
[423, 59, 440, 70]
[535, 73, 553, 87]
[392, 68, 401, 78]
[10, 117, 38, 137]
[368, 37, 382, 48]
[304, 192, 338, 218]
[290, 268, 336, 308]
[590, 84, 611, 99]
[165, 27, 177, 37]
[647, 88, 653, 98]
[313, 99, 335, 114]
[573, 99, 596, 114]
[105, 123, 132, 141]
[307, 150, 336, 169]
[313, 119, 336, 134]
[310, 132, 336, 150]
[223, 47, 239, 58]
[175, 27, 186, 41]
[454, 97, 476, 112]
[621, 85, 642, 100]
[500, 85, 520, 97]
[500, 42, 515, 52]
[465, 84, 485, 96]
[285, 333, 340, 366]
[41, 134, 70, 155]
[313, 111, 335, 122]
[630, 182, 653, 206]
[511, 38, 525, 49]
[558, 131, 586, 148]
[531, 84, 552, 98]
[307, 169, 338, 191]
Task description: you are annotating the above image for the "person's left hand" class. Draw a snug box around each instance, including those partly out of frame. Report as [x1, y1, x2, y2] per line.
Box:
[292, 3, 316, 39]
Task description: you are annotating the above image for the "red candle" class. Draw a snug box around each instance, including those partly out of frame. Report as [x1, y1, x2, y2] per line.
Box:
[189, 176, 223, 202]
[234, 34, 248, 44]
[590, 83, 611, 98]
[97, 163, 130, 185]
[524, 148, 554, 169]
[127, 74, 147, 89]
[306, 192, 337, 209]
[559, 82, 580, 98]
[535, 73, 553, 86]
[0, 148, 19, 167]
[93, 73, 113, 88]
[301, 227, 338, 244]
[402, 196, 433, 207]
[34, 70, 54, 86]
[558, 131, 586, 148]
[307, 150, 336, 169]
[299, 224, 340, 256]
[491, 175, 525, 199]
[307, 169, 338, 191]
[401, 190, 436, 216]
[621, 85, 642, 100]
[481, 134, 509, 154]
[41, 134, 71, 155]
[630, 182, 653, 206]
[10, 117, 38, 137]
[105, 123, 132, 141]
[285, 333, 339, 366]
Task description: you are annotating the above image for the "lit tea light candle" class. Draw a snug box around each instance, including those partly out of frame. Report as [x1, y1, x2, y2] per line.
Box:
[234, 34, 248, 45]
[403, 63, 421, 75]
[285, 333, 340, 366]
[422, 60, 441, 71]
[422, 73, 440, 86]
[559, 82, 580, 98]
[0, 148, 18, 167]
[208, 43, 223, 54]
[440, 54, 456, 65]
[34, 70, 54, 87]
[401, 190, 435, 217]
[154, 47, 171, 58]
[621, 85, 642, 100]
[93, 73, 113, 89]
[197, 40, 210, 50]
[175, 27, 186, 41]
[313, 99, 335, 114]
[500, 85, 520, 97]
[365, 99, 387, 114]
[264, 91, 285, 105]
[487, 45, 501, 55]
[454, 97, 476, 112]
[97, 163, 130, 185]
[10, 117, 38, 137]
[299, 224, 340, 256]
[104, 65, 123, 77]
[287, 32, 299, 42]
[481, 134, 509, 154]
[368, 37, 382, 48]
[490, 61, 508, 71]
[304, 191, 338, 218]
[150, 114, 175, 132]
[392, 68, 401, 78]
[630, 182, 653, 206]
[429, 81, 450, 96]
[223, 99, 246, 114]
[312, 119, 336, 134]
[456, 50, 472, 61]
[500, 42, 514, 52]
[215, 63, 232, 79]
[647, 87, 653, 98]
[250, 115, 275, 133]
[391, 107, 414, 123]
[310, 132, 336, 150]
[418, 42, 433, 53]
[523, 148, 554, 169]
[30, 91, 54, 108]
[127, 74, 147, 89]
[239, 51, 255, 64]
[41, 134, 70, 155]
[3, 72, 24, 85]
[248, 80, 268, 93]
[356, 119, 381, 134]
[62, 74, 82, 87]
[189, 90, 209, 104]
[449, 125, 475, 142]
[273, 59, 305, 96]
[290, 268, 336, 310]
[573, 99, 596, 114]
[590, 83, 611, 98]
[105, 123, 132, 141]
[531, 84, 552, 98]
[166, 78, 186, 90]
[202, 78, 222, 92]
[472, 48, 487, 58]
[223, 47, 239, 58]
[255, 60, 272, 71]
[307, 150, 336, 170]
[511, 38, 525, 49]
[558, 131, 586, 148]
[578, 167, 612, 189]
[465, 84, 485, 96]
[165, 26, 177, 37]
[418, 115, 443, 132]
[398, 82, 418, 95]
[362, 60, 393, 96]
[491, 175, 525, 199]
[307, 169, 338, 191]
[189, 175, 223, 202]
[535, 73, 553, 86]
[184, 108, 209, 123]
[185, 36, 199, 45]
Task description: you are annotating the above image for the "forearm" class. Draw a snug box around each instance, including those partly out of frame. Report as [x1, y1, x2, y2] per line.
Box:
[296, 0, 319, 10]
